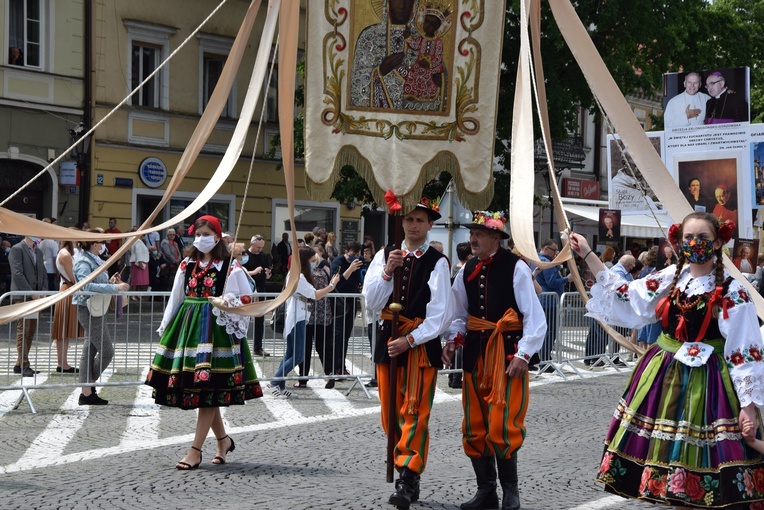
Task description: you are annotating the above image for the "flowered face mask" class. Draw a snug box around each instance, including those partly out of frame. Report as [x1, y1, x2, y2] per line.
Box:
[681, 237, 716, 264]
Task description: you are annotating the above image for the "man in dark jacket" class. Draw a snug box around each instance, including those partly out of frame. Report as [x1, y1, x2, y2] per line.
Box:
[9, 236, 46, 376]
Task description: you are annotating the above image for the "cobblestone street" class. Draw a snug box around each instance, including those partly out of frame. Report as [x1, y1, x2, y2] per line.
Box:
[0, 371, 655, 509]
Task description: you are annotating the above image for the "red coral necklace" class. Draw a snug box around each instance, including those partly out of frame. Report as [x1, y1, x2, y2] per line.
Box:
[191, 259, 216, 282]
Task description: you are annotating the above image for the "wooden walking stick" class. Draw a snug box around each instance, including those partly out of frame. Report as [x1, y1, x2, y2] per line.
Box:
[386, 214, 404, 483]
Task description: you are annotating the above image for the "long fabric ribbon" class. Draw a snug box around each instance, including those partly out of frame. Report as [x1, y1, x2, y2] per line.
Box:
[467, 309, 523, 406]
[380, 309, 427, 415]
[0, 0, 270, 325]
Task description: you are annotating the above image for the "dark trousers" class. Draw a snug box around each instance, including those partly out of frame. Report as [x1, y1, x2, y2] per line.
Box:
[539, 294, 558, 362]
[584, 319, 630, 358]
[254, 316, 265, 351]
[298, 323, 334, 380]
[331, 297, 356, 374]
[47, 272, 57, 291]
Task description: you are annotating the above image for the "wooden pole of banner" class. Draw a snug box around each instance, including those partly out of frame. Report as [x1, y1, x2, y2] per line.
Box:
[386, 214, 404, 483]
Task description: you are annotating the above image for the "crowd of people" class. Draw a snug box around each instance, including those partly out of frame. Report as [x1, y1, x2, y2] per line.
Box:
[5, 205, 764, 509]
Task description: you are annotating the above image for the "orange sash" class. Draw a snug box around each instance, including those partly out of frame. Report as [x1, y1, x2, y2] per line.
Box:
[467, 309, 523, 406]
[381, 309, 428, 414]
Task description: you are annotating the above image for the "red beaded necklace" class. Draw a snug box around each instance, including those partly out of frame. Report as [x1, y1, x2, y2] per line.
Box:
[191, 258, 217, 282]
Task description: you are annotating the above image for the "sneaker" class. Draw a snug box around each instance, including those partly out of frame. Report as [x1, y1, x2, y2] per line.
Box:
[266, 384, 293, 399]
[78, 392, 109, 406]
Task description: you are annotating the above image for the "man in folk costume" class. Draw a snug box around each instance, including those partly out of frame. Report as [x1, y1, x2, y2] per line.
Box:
[362, 197, 453, 509]
[444, 212, 546, 510]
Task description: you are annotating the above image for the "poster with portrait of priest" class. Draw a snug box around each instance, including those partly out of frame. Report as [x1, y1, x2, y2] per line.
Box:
[663, 67, 750, 129]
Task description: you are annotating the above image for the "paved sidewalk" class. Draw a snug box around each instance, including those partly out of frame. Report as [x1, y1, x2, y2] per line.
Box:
[0, 372, 654, 509]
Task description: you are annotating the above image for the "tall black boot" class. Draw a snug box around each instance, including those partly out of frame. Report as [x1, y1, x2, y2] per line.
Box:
[460, 457, 499, 510]
[496, 456, 520, 510]
[389, 467, 418, 509]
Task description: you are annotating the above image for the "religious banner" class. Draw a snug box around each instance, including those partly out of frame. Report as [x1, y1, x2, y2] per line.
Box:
[598, 208, 620, 243]
[304, 0, 506, 212]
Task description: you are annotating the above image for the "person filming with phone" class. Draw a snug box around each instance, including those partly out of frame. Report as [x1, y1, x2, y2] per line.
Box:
[327, 242, 364, 381]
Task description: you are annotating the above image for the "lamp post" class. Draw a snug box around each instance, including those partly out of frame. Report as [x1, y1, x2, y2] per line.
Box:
[69, 122, 92, 225]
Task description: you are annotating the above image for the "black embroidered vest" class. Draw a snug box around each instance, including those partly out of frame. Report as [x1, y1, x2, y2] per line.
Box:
[461, 248, 529, 372]
[374, 246, 446, 368]
[183, 258, 231, 298]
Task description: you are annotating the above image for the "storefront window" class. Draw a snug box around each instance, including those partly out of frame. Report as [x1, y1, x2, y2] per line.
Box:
[272, 199, 337, 242]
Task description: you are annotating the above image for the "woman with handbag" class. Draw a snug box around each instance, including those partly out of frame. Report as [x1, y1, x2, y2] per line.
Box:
[73, 232, 129, 406]
[51, 238, 83, 373]
[146, 215, 262, 470]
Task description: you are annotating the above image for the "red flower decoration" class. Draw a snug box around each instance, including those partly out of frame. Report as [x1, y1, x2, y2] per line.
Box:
[241, 295, 252, 304]
[730, 352, 745, 365]
[188, 279, 197, 288]
[384, 190, 402, 212]
[646, 279, 660, 292]
[648, 477, 667, 498]
[180, 261, 187, 271]
[683, 472, 704, 501]
[687, 345, 700, 357]
[197, 369, 210, 382]
[751, 348, 762, 361]
[739, 290, 750, 302]
[717, 220, 735, 244]
[203, 277, 214, 288]
[667, 223, 681, 246]
[188, 291, 197, 297]
[234, 372, 243, 385]
[202, 290, 212, 297]
[753, 468, 764, 493]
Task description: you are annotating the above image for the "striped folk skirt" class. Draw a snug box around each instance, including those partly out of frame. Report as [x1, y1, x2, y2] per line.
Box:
[145, 297, 262, 409]
[597, 336, 764, 508]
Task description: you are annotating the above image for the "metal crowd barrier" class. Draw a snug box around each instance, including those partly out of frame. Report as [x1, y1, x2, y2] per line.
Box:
[0, 288, 637, 412]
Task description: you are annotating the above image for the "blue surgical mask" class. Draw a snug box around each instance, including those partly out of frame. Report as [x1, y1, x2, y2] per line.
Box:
[29, 237, 40, 243]
[310, 261, 317, 270]
[4, 247, 9, 255]
[347, 255, 357, 262]
[241, 255, 249, 265]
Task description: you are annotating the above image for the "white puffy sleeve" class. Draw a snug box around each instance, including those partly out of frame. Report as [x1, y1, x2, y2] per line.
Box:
[586, 265, 676, 329]
[212, 260, 255, 339]
[158, 258, 188, 336]
[720, 280, 764, 408]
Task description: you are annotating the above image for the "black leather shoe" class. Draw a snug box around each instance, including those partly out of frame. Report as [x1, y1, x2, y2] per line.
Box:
[389, 468, 418, 509]
[325, 379, 335, 389]
[13, 366, 21, 374]
[365, 379, 378, 388]
[461, 457, 499, 510]
[21, 367, 39, 377]
[78, 392, 108, 406]
[497, 456, 520, 510]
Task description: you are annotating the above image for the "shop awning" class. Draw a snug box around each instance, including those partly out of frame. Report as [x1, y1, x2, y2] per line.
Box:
[563, 204, 673, 239]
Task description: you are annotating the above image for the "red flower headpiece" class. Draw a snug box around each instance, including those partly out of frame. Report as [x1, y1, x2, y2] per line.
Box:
[667, 223, 681, 246]
[717, 220, 735, 244]
[188, 215, 222, 237]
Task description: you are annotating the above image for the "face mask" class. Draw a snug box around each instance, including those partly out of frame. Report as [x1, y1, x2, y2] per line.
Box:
[193, 235, 218, 254]
[4, 247, 9, 255]
[346, 255, 357, 262]
[108, 222, 115, 229]
[29, 237, 40, 243]
[310, 261, 317, 270]
[241, 255, 249, 265]
[681, 237, 716, 264]
[99, 243, 107, 255]
[151, 251, 159, 258]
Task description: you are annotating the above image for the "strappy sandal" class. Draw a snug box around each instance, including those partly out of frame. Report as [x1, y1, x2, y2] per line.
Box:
[212, 435, 236, 465]
[176, 446, 202, 470]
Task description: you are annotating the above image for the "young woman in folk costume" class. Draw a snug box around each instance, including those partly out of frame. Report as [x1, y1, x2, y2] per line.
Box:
[570, 211, 764, 508]
[145, 215, 262, 470]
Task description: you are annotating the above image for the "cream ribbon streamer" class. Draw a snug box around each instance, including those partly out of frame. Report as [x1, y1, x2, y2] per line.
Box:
[0, 0, 288, 323]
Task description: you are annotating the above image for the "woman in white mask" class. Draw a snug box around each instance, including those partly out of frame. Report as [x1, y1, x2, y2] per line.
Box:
[146, 215, 262, 470]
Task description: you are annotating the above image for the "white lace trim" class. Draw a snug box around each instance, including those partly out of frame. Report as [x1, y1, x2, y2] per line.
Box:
[211, 293, 250, 339]
[732, 372, 764, 408]
[153, 344, 241, 359]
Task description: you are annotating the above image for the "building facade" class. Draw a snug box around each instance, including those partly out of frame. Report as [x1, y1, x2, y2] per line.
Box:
[0, 0, 85, 222]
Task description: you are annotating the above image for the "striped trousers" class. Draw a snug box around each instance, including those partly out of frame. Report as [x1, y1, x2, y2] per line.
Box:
[377, 363, 438, 475]
[462, 356, 529, 459]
